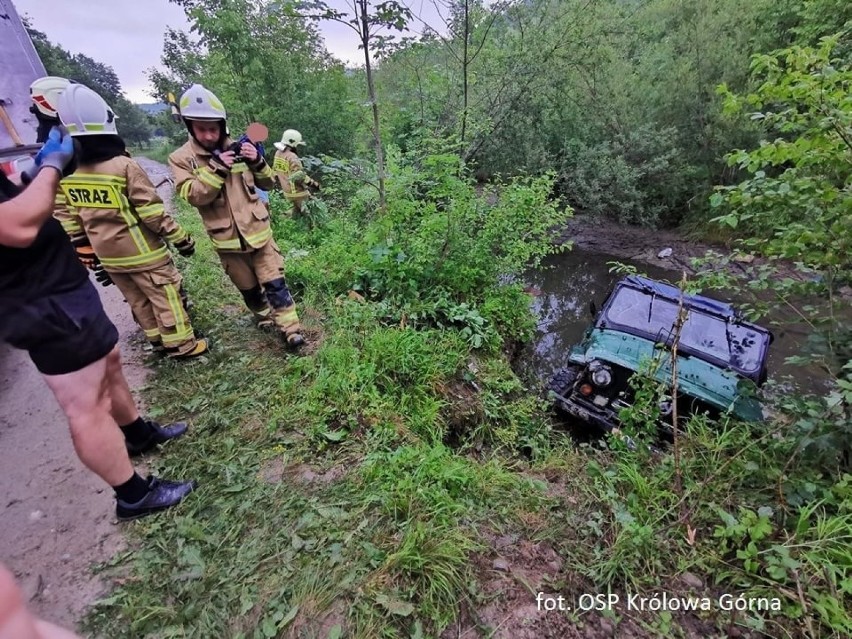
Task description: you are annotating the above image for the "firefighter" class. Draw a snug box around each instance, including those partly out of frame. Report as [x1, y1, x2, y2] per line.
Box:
[272, 129, 319, 218]
[55, 84, 208, 359]
[29, 76, 110, 287]
[169, 84, 305, 349]
[29, 76, 73, 143]
[1, 127, 197, 520]
[29, 77, 183, 300]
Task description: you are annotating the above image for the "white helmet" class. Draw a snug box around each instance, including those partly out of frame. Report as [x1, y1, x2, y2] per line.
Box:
[274, 129, 305, 151]
[179, 84, 227, 121]
[30, 76, 73, 119]
[56, 84, 118, 136]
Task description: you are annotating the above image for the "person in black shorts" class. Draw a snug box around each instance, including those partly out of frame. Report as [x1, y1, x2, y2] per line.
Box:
[0, 126, 196, 520]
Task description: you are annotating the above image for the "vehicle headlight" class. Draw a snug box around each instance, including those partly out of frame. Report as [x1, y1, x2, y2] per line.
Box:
[590, 363, 613, 387]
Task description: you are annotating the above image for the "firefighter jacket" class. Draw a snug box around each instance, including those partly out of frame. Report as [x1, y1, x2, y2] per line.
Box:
[170, 137, 276, 253]
[273, 149, 316, 202]
[55, 156, 189, 273]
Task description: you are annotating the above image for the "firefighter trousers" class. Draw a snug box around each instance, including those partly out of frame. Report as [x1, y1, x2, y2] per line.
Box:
[108, 262, 199, 356]
[286, 192, 308, 217]
[217, 239, 301, 337]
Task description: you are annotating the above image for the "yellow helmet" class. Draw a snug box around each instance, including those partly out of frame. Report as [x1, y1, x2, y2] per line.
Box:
[274, 129, 305, 151]
[30, 76, 73, 119]
[57, 84, 118, 136]
[179, 84, 227, 121]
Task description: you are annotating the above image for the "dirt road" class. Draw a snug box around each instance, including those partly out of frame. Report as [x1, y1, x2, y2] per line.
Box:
[0, 284, 147, 629]
[0, 157, 173, 630]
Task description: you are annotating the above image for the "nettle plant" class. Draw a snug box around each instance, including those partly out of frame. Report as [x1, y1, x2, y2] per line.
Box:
[709, 34, 851, 460]
[712, 35, 850, 280]
[351, 144, 570, 348]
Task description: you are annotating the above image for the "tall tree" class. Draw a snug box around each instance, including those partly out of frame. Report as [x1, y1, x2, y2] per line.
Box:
[293, 0, 413, 210]
[423, 0, 500, 144]
[377, 0, 789, 225]
[154, 0, 356, 156]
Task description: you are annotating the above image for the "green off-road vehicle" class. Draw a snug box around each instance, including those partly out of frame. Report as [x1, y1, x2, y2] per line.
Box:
[549, 275, 773, 432]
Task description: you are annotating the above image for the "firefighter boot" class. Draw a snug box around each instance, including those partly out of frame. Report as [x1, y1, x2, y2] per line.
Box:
[241, 285, 274, 329]
[170, 337, 211, 360]
[263, 278, 304, 349]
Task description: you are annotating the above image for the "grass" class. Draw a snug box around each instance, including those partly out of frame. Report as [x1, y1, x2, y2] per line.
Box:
[128, 140, 177, 165]
[83, 195, 554, 638]
[81, 164, 850, 638]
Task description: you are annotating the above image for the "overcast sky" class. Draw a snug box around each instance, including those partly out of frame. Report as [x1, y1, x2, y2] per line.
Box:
[14, 0, 447, 103]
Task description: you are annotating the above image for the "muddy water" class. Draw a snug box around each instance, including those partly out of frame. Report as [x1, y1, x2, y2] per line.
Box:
[522, 247, 826, 394]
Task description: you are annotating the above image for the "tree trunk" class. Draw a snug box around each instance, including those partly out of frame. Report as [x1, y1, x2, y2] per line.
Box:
[460, 0, 469, 145]
[358, 0, 386, 211]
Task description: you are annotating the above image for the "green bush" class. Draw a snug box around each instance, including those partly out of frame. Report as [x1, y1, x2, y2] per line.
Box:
[555, 124, 697, 227]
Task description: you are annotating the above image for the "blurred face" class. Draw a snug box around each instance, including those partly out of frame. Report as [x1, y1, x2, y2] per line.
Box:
[190, 120, 222, 150]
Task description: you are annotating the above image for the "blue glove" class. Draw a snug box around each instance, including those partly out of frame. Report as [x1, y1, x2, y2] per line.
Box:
[34, 126, 75, 175]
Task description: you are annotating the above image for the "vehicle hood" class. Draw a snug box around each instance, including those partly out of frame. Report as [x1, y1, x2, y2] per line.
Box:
[569, 329, 763, 421]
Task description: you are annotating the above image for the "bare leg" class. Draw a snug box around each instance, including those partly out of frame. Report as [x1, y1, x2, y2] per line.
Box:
[0, 562, 39, 639]
[0, 563, 81, 639]
[42, 352, 134, 487]
[103, 346, 139, 426]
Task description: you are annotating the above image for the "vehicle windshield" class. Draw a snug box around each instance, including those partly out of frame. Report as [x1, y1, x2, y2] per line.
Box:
[603, 286, 767, 374]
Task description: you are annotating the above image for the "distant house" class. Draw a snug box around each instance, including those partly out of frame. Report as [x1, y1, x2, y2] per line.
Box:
[137, 103, 169, 116]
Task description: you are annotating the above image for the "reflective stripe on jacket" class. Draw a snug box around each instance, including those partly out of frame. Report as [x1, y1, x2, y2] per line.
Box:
[170, 137, 275, 253]
[54, 157, 188, 273]
[273, 149, 312, 202]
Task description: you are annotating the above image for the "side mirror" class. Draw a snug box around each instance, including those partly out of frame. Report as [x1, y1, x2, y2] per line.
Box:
[589, 301, 597, 318]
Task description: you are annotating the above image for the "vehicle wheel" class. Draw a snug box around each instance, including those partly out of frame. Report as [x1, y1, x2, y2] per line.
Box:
[549, 367, 579, 398]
